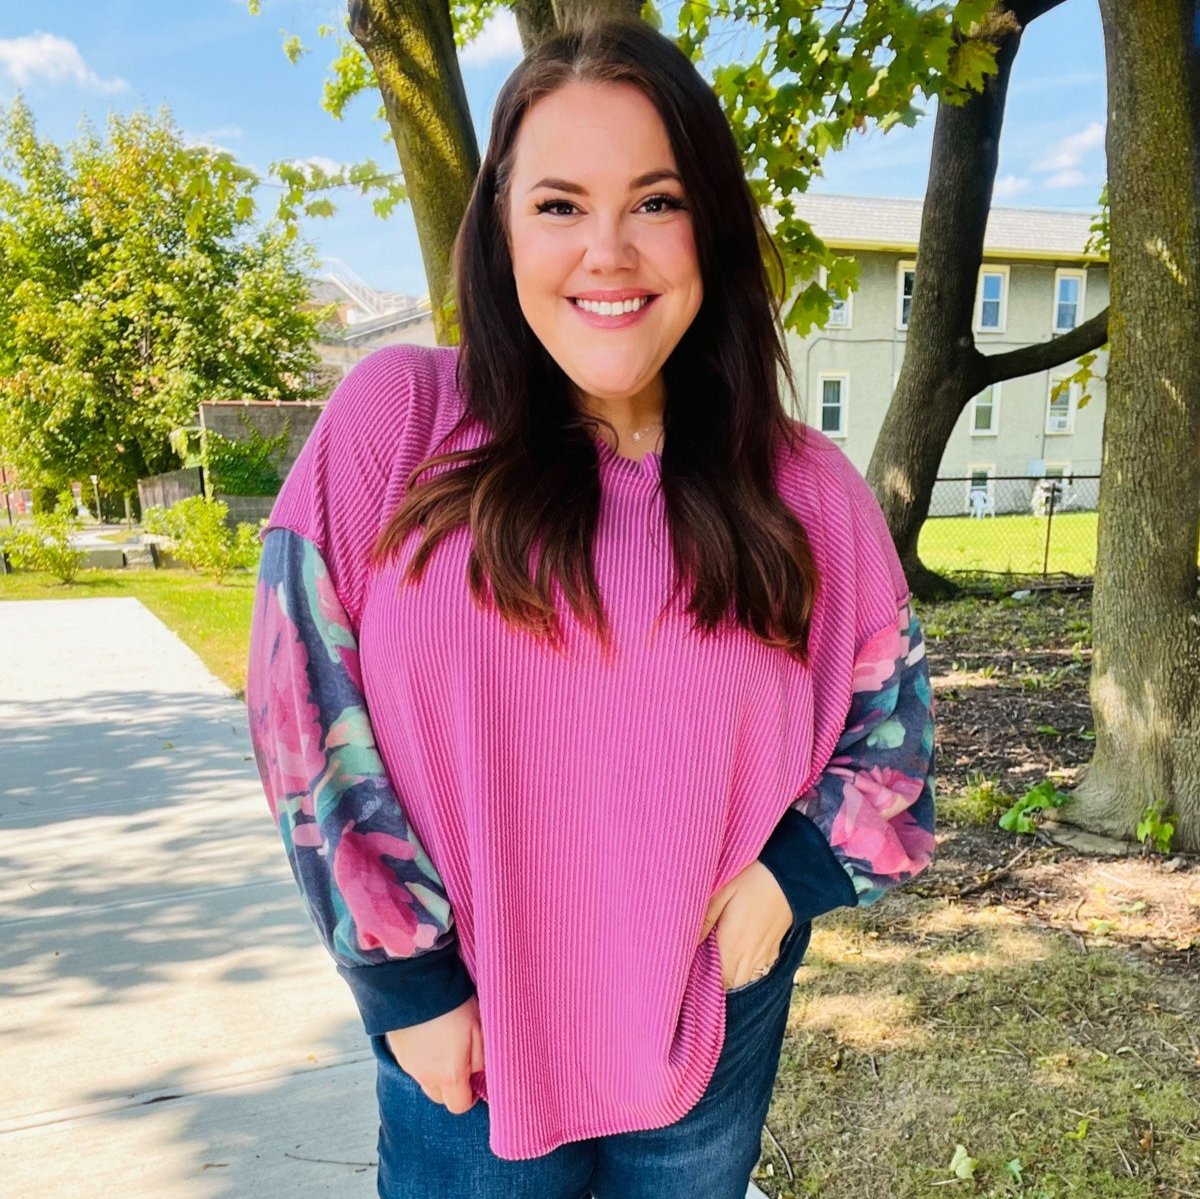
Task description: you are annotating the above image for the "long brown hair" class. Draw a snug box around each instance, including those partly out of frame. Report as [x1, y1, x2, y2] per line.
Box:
[373, 16, 818, 659]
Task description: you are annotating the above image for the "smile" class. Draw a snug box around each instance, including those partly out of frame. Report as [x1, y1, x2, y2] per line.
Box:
[567, 294, 659, 328]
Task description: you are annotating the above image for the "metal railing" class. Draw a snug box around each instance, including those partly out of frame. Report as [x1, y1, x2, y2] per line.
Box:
[921, 474, 1101, 583]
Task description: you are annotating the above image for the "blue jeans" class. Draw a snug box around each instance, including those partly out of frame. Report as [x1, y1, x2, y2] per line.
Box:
[371, 919, 813, 1199]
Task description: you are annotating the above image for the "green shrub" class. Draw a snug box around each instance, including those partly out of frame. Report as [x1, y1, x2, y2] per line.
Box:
[0, 493, 85, 583]
[144, 496, 262, 582]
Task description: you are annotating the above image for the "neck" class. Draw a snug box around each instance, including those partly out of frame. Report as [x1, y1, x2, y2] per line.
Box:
[575, 382, 665, 454]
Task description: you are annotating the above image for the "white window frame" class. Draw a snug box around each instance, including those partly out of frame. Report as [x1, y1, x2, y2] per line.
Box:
[975, 265, 1010, 334]
[1053, 268, 1087, 334]
[818, 266, 853, 329]
[897, 260, 916, 331]
[965, 464, 996, 513]
[1046, 376, 1080, 435]
[970, 382, 1001, 437]
[817, 371, 848, 439]
[1043, 460, 1072, 479]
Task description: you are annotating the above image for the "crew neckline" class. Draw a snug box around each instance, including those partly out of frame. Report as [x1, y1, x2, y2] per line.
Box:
[592, 434, 662, 481]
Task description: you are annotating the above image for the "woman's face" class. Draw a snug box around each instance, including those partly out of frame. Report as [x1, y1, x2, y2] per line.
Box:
[505, 80, 703, 416]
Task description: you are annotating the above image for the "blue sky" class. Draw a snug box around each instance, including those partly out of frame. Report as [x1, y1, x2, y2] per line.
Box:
[0, 1, 1107, 298]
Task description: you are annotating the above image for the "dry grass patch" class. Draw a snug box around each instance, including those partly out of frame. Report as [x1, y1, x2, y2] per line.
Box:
[755, 899, 1200, 1198]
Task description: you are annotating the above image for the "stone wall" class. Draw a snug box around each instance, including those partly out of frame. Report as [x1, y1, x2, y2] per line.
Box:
[221, 495, 276, 529]
[198, 400, 326, 481]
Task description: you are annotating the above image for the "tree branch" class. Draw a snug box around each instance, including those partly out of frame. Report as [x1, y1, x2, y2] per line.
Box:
[1006, 0, 1070, 26]
[981, 305, 1109, 384]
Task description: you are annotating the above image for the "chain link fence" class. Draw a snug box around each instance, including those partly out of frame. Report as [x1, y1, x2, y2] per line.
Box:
[920, 474, 1100, 585]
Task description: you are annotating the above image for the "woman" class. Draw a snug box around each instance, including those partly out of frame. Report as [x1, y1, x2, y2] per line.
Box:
[246, 16, 935, 1199]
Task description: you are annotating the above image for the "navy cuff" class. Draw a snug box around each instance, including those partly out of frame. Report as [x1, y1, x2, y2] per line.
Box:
[758, 808, 859, 926]
[336, 941, 477, 1035]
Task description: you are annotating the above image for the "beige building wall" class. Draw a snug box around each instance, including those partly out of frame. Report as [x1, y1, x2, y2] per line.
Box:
[784, 248, 1109, 512]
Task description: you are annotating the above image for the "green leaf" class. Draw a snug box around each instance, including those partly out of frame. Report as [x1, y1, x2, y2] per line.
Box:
[282, 33, 308, 64]
[948, 1144, 976, 1180]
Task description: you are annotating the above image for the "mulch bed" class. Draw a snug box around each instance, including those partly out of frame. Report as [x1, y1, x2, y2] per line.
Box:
[917, 586, 1199, 973]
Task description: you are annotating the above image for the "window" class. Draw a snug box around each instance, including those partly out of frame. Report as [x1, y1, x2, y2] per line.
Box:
[1053, 269, 1087, 333]
[1046, 377, 1080, 434]
[897, 261, 916, 330]
[818, 267, 852, 328]
[975, 267, 1009, 332]
[971, 383, 1000, 436]
[965, 465, 995, 514]
[818, 373, 847, 438]
[1043, 462, 1071, 481]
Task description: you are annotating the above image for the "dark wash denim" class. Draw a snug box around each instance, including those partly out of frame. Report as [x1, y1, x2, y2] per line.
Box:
[371, 919, 813, 1199]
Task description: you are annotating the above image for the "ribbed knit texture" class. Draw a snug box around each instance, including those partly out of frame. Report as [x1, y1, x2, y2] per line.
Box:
[267, 344, 910, 1160]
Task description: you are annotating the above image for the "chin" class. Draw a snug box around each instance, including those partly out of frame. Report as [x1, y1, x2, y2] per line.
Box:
[567, 369, 655, 403]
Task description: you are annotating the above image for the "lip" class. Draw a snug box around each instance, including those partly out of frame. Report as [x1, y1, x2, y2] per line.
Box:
[568, 294, 659, 329]
[570, 289, 659, 301]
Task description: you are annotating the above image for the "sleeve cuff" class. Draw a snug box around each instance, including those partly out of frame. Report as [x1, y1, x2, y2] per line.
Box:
[336, 941, 477, 1035]
[758, 808, 859, 926]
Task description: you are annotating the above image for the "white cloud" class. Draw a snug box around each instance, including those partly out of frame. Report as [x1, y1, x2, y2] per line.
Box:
[295, 155, 346, 175]
[1043, 168, 1089, 189]
[993, 174, 1031, 200]
[196, 124, 244, 142]
[0, 32, 128, 93]
[184, 125, 245, 156]
[459, 11, 522, 67]
[1035, 121, 1105, 173]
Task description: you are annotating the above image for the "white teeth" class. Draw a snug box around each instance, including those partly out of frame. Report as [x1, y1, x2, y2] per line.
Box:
[574, 296, 652, 316]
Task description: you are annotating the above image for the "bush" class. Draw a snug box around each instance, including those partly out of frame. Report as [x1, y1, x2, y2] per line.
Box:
[144, 496, 262, 582]
[0, 493, 86, 583]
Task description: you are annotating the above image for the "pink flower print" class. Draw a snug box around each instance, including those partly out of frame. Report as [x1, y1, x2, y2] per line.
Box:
[334, 824, 443, 956]
[313, 562, 364, 691]
[851, 623, 901, 693]
[247, 581, 326, 828]
[827, 768, 929, 876]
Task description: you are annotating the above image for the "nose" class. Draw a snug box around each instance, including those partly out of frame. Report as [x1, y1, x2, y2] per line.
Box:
[582, 214, 637, 274]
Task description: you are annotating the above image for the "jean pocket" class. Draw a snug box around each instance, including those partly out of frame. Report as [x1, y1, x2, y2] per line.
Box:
[722, 919, 799, 998]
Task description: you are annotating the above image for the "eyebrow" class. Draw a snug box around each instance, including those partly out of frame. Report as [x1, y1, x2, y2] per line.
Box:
[527, 169, 682, 194]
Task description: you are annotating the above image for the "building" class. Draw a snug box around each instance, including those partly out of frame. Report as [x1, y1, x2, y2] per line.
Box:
[781, 194, 1108, 514]
[308, 258, 437, 394]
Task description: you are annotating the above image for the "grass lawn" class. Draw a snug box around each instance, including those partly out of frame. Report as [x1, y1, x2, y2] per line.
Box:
[760, 896, 1199, 1197]
[0, 568, 254, 695]
[920, 511, 1099, 578]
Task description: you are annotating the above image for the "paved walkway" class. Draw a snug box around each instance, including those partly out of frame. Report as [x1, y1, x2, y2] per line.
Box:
[0, 599, 377, 1198]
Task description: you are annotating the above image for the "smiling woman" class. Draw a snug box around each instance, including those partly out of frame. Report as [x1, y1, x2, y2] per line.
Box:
[503, 82, 703, 429]
[245, 15, 936, 1199]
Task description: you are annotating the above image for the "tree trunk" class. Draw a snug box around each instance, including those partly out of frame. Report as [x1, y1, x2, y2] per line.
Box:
[350, 0, 480, 345]
[1063, 0, 1200, 851]
[864, 0, 1107, 598]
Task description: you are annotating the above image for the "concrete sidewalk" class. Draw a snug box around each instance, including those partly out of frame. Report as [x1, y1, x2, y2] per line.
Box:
[0, 599, 377, 1198]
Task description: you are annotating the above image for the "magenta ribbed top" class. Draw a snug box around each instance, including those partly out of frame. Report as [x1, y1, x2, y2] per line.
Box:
[267, 344, 908, 1159]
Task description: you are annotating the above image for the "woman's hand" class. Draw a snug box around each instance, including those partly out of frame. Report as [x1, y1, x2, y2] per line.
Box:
[699, 861, 794, 990]
[384, 994, 485, 1114]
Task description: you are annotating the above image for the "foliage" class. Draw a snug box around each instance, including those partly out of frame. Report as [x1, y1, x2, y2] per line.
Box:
[0, 100, 322, 497]
[249, 0, 1000, 335]
[1136, 801, 1175, 855]
[203, 416, 289, 497]
[0, 492, 85, 583]
[998, 779, 1069, 834]
[143, 496, 262, 582]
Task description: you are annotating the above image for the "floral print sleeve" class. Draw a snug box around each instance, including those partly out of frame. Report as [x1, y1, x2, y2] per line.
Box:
[759, 600, 936, 924]
[246, 526, 476, 1035]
